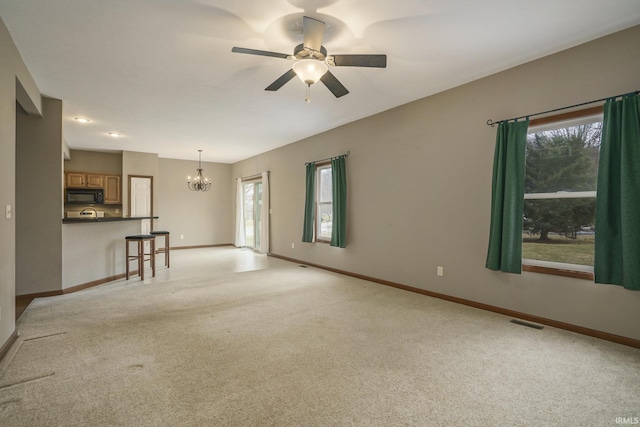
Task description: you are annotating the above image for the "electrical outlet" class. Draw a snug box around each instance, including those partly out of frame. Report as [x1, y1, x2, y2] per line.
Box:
[291, 243, 295, 249]
[180, 234, 184, 240]
[437, 266, 444, 277]
[5, 204, 11, 219]
[115, 208, 120, 214]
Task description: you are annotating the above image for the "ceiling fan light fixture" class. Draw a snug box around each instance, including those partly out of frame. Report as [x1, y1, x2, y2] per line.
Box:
[292, 59, 328, 86]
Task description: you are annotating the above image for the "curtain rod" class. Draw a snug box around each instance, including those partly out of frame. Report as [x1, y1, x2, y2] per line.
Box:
[305, 151, 350, 166]
[486, 90, 639, 127]
[238, 171, 269, 181]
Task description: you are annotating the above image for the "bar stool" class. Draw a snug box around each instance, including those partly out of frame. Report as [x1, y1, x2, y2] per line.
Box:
[150, 231, 170, 268]
[125, 235, 156, 280]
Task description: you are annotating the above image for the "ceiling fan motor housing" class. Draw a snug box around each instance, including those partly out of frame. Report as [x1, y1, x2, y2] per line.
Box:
[293, 43, 328, 61]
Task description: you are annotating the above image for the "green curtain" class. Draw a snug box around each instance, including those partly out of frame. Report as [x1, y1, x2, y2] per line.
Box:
[485, 119, 529, 273]
[594, 94, 640, 290]
[330, 156, 347, 248]
[302, 162, 316, 242]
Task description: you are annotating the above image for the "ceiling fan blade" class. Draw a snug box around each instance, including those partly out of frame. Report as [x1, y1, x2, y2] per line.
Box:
[332, 54, 387, 68]
[232, 47, 290, 59]
[265, 69, 297, 91]
[303, 16, 325, 52]
[320, 71, 349, 98]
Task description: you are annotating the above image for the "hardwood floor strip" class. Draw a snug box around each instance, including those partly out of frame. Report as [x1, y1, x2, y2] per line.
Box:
[16, 290, 62, 303]
[0, 330, 18, 363]
[63, 274, 126, 294]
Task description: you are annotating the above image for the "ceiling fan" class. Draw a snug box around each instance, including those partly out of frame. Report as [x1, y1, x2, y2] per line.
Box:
[232, 16, 387, 101]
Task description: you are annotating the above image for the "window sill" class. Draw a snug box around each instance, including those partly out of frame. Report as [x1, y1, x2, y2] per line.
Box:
[522, 264, 594, 281]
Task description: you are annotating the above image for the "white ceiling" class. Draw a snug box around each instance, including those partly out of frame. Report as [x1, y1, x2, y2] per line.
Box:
[1, 0, 639, 163]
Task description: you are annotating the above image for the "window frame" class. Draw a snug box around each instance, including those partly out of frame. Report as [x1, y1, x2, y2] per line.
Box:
[314, 161, 332, 243]
[522, 106, 603, 280]
[240, 176, 263, 250]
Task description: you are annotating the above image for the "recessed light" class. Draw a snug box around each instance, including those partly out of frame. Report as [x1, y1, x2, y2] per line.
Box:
[107, 132, 122, 137]
[74, 117, 90, 123]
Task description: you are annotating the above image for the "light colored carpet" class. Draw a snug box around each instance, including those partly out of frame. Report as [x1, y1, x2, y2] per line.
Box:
[1, 247, 639, 426]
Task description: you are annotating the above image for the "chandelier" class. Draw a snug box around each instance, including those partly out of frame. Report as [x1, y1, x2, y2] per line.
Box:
[187, 150, 212, 191]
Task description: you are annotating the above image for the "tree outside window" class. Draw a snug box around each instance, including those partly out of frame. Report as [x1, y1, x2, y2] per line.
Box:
[523, 116, 601, 270]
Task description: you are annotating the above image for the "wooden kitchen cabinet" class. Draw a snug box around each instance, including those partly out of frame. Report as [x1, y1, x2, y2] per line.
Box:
[104, 174, 121, 204]
[66, 172, 86, 188]
[66, 172, 104, 188]
[86, 174, 104, 188]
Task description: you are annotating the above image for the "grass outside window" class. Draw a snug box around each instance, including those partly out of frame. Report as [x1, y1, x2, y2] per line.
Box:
[522, 233, 594, 266]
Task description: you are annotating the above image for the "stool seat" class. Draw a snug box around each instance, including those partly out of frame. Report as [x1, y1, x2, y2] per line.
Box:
[151, 231, 170, 268]
[125, 235, 156, 280]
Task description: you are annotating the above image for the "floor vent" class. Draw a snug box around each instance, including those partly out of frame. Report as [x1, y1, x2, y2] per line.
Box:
[510, 319, 544, 330]
[298, 265, 308, 268]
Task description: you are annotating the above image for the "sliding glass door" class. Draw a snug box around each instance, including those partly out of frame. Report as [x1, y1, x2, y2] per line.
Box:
[242, 180, 262, 250]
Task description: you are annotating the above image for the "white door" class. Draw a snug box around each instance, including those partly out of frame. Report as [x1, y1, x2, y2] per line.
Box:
[130, 176, 152, 238]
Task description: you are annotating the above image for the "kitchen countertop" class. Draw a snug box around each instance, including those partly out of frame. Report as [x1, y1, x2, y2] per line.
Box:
[62, 216, 158, 224]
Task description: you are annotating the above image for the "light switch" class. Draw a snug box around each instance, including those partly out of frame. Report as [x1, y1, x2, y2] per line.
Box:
[5, 204, 11, 219]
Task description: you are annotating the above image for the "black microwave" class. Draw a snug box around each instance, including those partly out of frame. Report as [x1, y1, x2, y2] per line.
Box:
[66, 188, 104, 204]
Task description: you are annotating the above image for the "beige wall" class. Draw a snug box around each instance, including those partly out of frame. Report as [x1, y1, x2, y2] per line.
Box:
[65, 149, 123, 175]
[232, 25, 640, 340]
[157, 158, 233, 247]
[0, 17, 42, 348]
[16, 97, 63, 296]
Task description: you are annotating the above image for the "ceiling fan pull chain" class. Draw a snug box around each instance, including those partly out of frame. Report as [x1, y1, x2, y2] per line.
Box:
[305, 84, 311, 103]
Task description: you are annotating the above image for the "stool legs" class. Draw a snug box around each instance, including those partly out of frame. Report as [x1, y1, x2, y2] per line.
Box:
[150, 238, 156, 277]
[126, 236, 156, 280]
[152, 233, 170, 268]
[126, 240, 131, 279]
[159, 234, 169, 268]
[164, 234, 169, 268]
[138, 239, 144, 280]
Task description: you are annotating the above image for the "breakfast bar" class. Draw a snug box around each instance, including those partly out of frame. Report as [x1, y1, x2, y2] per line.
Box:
[62, 216, 159, 289]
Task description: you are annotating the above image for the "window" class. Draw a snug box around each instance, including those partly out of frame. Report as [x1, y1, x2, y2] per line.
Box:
[242, 179, 262, 249]
[315, 163, 332, 242]
[522, 109, 602, 278]
[302, 156, 346, 247]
